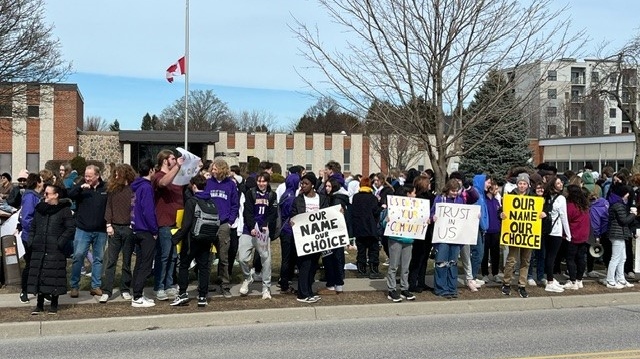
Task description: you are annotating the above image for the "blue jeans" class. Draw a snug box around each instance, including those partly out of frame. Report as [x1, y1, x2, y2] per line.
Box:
[433, 243, 461, 296]
[153, 226, 176, 291]
[471, 232, 485, 279]
[70, 228, 107, 289]
[527, 240, 546, 282]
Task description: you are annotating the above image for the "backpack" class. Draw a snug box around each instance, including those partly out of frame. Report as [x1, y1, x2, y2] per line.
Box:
[191, 198, 220, 241]
[541, 194, 559, 236]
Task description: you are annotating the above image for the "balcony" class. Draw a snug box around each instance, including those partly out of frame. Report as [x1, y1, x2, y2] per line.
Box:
[571, 78, 585, 85]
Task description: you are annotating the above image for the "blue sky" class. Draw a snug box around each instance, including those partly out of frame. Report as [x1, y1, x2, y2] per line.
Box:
[43, 0, 640, 131]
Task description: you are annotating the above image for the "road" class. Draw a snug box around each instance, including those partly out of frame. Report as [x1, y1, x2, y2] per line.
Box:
[2, 305, 639, 358]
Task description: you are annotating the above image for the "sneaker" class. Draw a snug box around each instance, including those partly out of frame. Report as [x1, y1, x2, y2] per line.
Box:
[262, 289, 272, 300]
[382, 258, 390, 266]
[545, 282, 564, 293]
[607, 282, 624, 289]
[626, 272, 636, 279]
[586, 271, 600, 278]
[170, 292, 190, 306]
[155, 289, 169, 301]
[89, 288, 103, 296]
[221, 287, 232, 298]
[540, 279, 548, 286]
[474, 278, 486, 286]
[527, 278, 537, 287]
[335, 285, 344, 294]
[239, 278, 254, 296]
[165, 287, 178, 297]
[563, 281, 579, 290]
[83, 271, 92, 278]
[618, 281, 635, 288]
[317, 287, 337, 295]
[501, 285, 511, 296]
[576, 280, 584, 289]
[43, 295, 51, 304]
[197, 296, 207, 307]
[518, 287, 529, 298]
[296, 296, 318, 303]
[400, 290, 415, 301]
[31, 306, 44, 315]
[312, 295, 322, 301]
[481, 276, 491, 283]
[99, 294, 109, 303]
[467, 280, 478, 292]
[19, 292, 29, 304]
[121, 292, 132, 301]
[48, 307, 58, 315]
[131, 296, 156, 308]
[69, 288, 79, 298]
[387, 290, 402, 302]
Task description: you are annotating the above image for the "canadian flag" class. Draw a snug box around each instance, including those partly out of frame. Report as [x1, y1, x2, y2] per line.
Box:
[166, 56, 186, 83]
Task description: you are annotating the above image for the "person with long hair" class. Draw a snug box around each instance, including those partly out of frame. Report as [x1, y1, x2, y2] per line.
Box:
[563, 184, 590, 290]
[432, 179, 465, 298]
[100, 163, 137, 303]
[407, 175, 435, 293]
[542, 176, 572, 293]
[27, 184, 75, 315]
[18, 173, 43, 304]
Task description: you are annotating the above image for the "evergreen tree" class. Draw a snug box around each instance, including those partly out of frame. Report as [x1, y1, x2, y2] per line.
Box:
[109, 119, 120, 131]
[140, 113, 152, 130]
[459, 71, 531, 177]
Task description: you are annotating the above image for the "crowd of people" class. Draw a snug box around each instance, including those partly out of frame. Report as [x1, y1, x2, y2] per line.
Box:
[1, 152, 637, 315]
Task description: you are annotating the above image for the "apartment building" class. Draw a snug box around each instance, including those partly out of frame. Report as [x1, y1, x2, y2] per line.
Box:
[504, 58, 636, 139]
[0, 84, 83, 179]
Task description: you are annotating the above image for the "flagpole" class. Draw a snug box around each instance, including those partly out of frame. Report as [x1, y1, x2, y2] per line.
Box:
[184, 0, 189, 149]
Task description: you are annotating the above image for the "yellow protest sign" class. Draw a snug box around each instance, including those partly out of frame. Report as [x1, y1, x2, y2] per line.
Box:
[500, 194, 544, 249]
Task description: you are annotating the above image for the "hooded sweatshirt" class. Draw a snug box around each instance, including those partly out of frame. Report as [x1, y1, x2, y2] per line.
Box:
[473, 174, 489, 232]
[131, 177, 158, 235]
[204, 176, 240, 224]
[19, 189, 42, 243]
[589, 197, 609, 237]
[279, 173, 301, 236]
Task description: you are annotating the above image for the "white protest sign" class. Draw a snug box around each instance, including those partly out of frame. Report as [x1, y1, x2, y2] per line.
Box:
[172, 147, 201, 186]
[255, 223, 270, 253]
[383, 195, 430, 240]
[292, 205, 349, 256]
[432, 203, 480, 245]
[0, 211, 23, 257]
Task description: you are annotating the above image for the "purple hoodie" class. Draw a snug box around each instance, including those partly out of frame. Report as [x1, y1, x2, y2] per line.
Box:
[131, 177, 158, 235]
[204, 176, 239, 224]
[590, 197, 609, 237]
[19, 189, 42, 243]
[279, 173, 301, 236]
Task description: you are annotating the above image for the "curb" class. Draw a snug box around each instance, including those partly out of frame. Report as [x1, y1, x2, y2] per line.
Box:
[1, 292, 639, 338]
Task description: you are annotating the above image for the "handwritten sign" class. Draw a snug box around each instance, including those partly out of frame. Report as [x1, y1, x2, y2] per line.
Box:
[384, 195, 430, 240]
[255, 223, 270, 252]
[500, 194, 543, 249]
[432, 203, 480, 245]
[172, 147, 201, 186]
[292, 205, 349, 256]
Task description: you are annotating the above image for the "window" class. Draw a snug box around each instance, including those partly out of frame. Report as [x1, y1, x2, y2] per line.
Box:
[591, 71, 599, 82]
[609, 126, 617, 134]
[0, 153, 11, 175]
[547, 125, 557, 136]
[547, 70, 557, 81]
[610, 108, 617, 118]
[343, 149, 351, 172]
[622, 126, 631, 133]
[547, 89, 557, 99]
[546, 107, 557, 117]
[0, 103, 10, 117]
[27, 105, 39, 117]
[570, 126, 579, 137]
[26, 153, 39, 173]
[305, 150, 313, 171]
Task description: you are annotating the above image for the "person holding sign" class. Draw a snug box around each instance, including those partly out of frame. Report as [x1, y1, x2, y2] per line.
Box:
[291, 173, 330, 303]
[542, 176, 571, 293]
[501, 173, 545, 298]
[432, 179, 465, 298]
[318, 178, 350, 295]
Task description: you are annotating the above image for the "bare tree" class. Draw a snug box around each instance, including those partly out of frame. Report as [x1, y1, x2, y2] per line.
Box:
[231, 109, 277, 132]
[293, 0, 582, 188]
[83, 116, 110, 131]
[0, 0, 72, 134]
[159, 89, 236, 131]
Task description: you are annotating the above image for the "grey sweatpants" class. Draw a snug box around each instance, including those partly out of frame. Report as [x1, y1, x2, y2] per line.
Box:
[386, 239, 412, 291]
[238, 233, 271, 290]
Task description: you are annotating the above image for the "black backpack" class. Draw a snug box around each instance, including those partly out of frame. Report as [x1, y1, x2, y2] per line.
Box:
[191, 198, 220, 241]
[541, 194, 559, 236]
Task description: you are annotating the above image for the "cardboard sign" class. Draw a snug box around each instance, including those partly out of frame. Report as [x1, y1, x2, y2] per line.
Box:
[432, 203, 480, 245]
[500, 194, 543, 249]
[172, 147, 201, 186]
[383, 195, 430, 240]
[292, 205, 349, 256]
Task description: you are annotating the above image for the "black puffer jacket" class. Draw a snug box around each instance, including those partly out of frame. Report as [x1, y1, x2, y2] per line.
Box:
[608, 202, 636, 240]
[26, 199, 75, 296]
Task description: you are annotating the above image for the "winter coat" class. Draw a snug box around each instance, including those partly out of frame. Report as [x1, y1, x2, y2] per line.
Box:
[589, 197, 609, 238]
[26, 199, 75, 296]
[68, 178, 108, 232]
[566, 202, 590, 244]
[350, 190, 381, 237]
[608, 202, 636, 240]
[19, 189, 42, 243]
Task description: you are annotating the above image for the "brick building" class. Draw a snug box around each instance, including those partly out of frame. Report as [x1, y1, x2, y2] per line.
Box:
[0, 83, 83, 179]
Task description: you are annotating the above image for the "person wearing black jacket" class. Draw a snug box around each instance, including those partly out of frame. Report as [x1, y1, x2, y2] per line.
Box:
[291, 173, 330, 303]
[351, 177, 383, 279]
[67, 165, 108, 298]
[170, 175, 215, 307]
[27, 185, 75, 315]
[318, 178, 350, 295]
